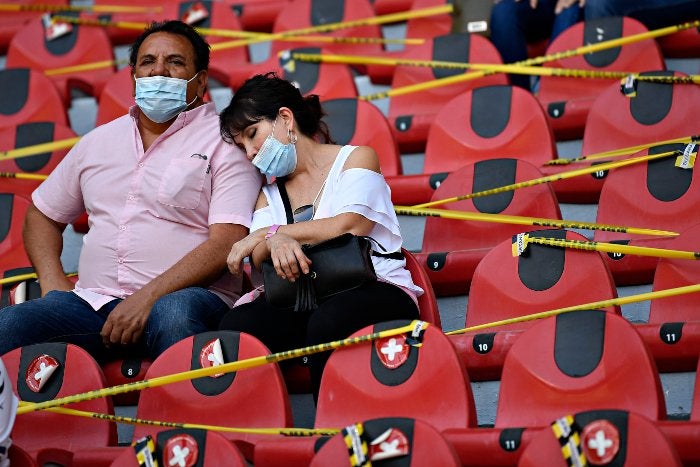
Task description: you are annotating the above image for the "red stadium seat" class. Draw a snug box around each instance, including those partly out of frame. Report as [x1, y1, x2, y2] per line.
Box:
[372, 0, 413, 16]
[444, 426, 542, 467]
[222, 0, 290, 32]
[403, 249, 442, 328]
[387, 33, 507, 154]
[593, 143, 700, 285]
[518, 409, 682, 467]
[658, 27, 700, 58]
[278, 47, 358, 99]
[1, 265, 35, 310]
[403, 0, 452, 42]
[311, 417, 461, 467]
[87, 0, 173, 46]
[0, 68, 68, 129]
[0, 193, 31, 269]
[2, 343, 117, 455]
[544, 70, 700, 203]
[0, 122, 76, 199]
[538, 16, 665, 141]
[496, 310, 666, 428]
[6, 14, 116, 105]
[649, 222, 700, 323]
[0, 0, 67, 54]
[224, 0, 382, 90]
[132, 331, 292, 459]
[8, 444, 38, 467]
[99, 358, 150, 407]
[315, 319, 477, 432]
[413, 159, 562, 296]
[110, 428, 247, 467]
[95, 67, 138, 126]
[466, 229, 619, 333]
[422, 84, 557, 175]
[321, 97, 402, 177]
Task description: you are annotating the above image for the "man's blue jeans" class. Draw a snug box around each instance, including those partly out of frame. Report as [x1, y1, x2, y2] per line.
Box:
[490, 0, 583, 89]
[0, 287, 229, 361]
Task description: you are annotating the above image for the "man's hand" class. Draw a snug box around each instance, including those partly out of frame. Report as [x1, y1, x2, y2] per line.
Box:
[100, 289, 154, 346]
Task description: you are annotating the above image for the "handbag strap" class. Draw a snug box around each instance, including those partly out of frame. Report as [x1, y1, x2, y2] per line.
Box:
[278, 178, 404, 260]
[276, 177, 295, 225]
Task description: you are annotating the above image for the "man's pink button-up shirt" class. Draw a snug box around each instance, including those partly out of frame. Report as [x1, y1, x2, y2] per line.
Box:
[33, 103, 261, 308]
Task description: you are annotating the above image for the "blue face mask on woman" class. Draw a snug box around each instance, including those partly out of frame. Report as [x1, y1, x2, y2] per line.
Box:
[134, 72, 199, 123]
[251, 117, 298, 177]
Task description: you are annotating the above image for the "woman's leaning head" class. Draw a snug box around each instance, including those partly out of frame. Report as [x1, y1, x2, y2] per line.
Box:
[220, 72, 332, 145]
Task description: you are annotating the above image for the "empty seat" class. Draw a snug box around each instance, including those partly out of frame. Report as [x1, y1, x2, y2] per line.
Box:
[538, 16, 665, 140]
[658, 27, 700, 58]
[88, 0, 173, 45]
[594, 143, 700, 285]
[413, 159, 562, 296]
[496, 310, 666, 428]
[423, 84, 557, 175]
[225, 0, 382, 90]
[132, 331, 292, 459]
[466, 229, 619, 333]
[109, 428, 247, 467]
[0, 193, 31, 272]
[221, 0, 290, 32]
[311, 417, 461, 467]
[6, 14, 116, 105]
[315, 319, 476, 431]
[2, 342, 117, 453]
[0, 68, 68, 129]
[0, 122, 76, 199]
[0, 0, 67, 54]
[402, 249, 442, 328]
[321, 97, 402, 177]
[403, 0, 452, 42]
[519, 409, 682, 466]
[649, 222, 700, 323]
[387, 33, 508, 154]
[545, 70, 700, 203]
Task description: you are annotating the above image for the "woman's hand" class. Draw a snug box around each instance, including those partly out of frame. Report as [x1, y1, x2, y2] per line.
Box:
[227, 232, 263, 276]
[267, 233, 312, 282]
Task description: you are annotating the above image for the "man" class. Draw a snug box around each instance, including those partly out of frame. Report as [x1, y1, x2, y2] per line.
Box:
[0, 21, 261, 361]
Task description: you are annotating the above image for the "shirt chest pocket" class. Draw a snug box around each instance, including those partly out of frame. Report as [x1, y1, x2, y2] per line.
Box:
[157, 157, 209, 210]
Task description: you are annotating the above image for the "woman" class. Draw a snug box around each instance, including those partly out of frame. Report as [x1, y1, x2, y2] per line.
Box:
[218, 73, 423, 398]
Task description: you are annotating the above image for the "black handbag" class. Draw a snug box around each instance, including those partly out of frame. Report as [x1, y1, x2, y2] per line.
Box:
[261, 177, 403, 311]
[262, 232, 377, 311]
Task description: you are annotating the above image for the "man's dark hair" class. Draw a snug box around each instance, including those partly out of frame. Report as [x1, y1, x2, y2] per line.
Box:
[129, 20, 210, 72]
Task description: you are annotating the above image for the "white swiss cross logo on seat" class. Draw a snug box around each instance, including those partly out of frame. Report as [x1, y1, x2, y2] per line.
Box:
[25, 354, 60, 392]
[199, 338, 225, 378]
[163, 434, 198, 467]
[588, 430, 613, 457]
[581, 419, 620, 465]
[375, 335, 410, 369]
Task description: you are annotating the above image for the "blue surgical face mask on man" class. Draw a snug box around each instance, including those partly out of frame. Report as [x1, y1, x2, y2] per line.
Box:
[251, 116, 298, 177]
[134, 72, 200, 123]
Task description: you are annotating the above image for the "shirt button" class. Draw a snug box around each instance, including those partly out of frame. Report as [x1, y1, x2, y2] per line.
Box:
[118, 258, 124, 264]
[138, 162, 144, 168]
[119, 225, 126, 231]
[128, 195, 135, 201]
